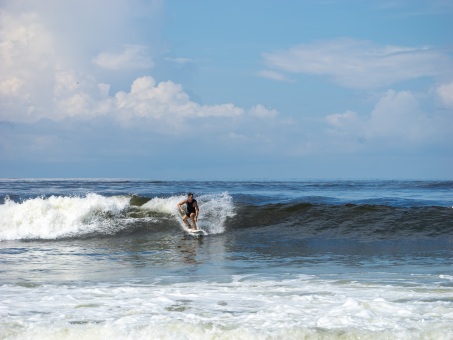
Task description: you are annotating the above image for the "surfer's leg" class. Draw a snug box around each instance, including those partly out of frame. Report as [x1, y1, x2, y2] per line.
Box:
[190, 213, 197, 230]
[182, 214, 192, 228]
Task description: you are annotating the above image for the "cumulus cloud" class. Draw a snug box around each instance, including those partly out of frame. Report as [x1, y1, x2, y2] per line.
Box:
[2, 70, 246, 125]
[0, 4, 261, 127]
[325, 110, 360, 130]
[0, 10, 58, 120]
[368, 90, 427, 140]
[0, 77, 23, 96]
[0, 0, 165, 122]
[262, 38, 453, 89]
[325, 89, 451, 146]
[249, 104, 278, 118]
[113, 76, 244, 122]
[436, 81, 453, 108]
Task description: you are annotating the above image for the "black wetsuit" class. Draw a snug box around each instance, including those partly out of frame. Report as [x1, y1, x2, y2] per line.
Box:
[186, 199, 197, 217]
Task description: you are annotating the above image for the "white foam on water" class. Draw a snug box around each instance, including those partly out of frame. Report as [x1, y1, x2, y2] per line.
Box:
[140, 192, 235, 234]
[0, 194, 130, 240]
[1, 275, 452, 339]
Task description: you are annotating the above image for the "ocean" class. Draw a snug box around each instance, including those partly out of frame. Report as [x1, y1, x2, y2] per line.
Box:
[0, 179, 452, 339]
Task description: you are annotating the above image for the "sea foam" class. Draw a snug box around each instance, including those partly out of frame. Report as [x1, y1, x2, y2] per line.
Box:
[0, 194, 130, 241]
[1, 275, 453, 339]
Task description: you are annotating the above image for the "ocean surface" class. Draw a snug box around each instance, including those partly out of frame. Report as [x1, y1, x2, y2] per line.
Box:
[0, 179, 452, 339]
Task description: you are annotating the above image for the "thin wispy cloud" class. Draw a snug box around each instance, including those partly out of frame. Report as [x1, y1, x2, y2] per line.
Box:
[257, 70, 295, 83]
[92, 45, 154, 70]
[262, 38, 453, 89]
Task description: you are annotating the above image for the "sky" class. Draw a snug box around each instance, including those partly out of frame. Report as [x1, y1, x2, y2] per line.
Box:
[0, 0, 452, 179]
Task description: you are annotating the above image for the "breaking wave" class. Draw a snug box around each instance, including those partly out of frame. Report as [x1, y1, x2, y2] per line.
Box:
[0, 193, 235, 241]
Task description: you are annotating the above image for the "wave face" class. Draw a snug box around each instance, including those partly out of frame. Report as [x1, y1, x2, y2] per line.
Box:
[232, 202, 453, 240]
[0, 193, 235, 241]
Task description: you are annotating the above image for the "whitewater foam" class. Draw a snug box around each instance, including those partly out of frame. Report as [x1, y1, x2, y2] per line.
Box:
[0, 194, 130, 241]
[1, 275, 452, 339]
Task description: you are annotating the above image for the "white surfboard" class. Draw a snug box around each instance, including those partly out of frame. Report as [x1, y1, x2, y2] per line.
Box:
[183, 225, 205, 236]
[187, 229, 204, 235]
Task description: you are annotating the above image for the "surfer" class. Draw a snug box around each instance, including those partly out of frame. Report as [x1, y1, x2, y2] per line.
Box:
[178, 193, 199, 230]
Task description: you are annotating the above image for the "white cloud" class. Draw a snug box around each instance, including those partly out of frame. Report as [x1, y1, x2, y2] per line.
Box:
[0, 11, 58, 121]
[92, 45, 154, 70]
[262, 38, 453, 89]
[114, 76, 244, 122]
[325, 110, 360, 129]
[249, 104, 278, 118]
[436, 81, 453, 108]
[257, 70, 294, 83]
[0, 1, 164, 122]
[0, 77, 23, 96]
[325, 89, 451, 146]
[368, 90, 427, 140]
[0, 12, 56, 70]
[0, 5, 255, 127]
[52, 70, 110, 120]
[165, 57, 194, 65]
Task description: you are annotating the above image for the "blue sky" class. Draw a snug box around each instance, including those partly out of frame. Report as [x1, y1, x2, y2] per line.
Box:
[1, 0, 452, 179]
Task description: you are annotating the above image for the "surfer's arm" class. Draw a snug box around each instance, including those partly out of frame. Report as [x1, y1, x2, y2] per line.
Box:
[177, 199, 187, 213]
